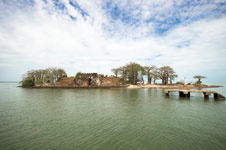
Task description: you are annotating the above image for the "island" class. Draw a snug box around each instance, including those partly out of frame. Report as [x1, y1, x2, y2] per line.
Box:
[20, 62, 221, 88]
[19, 62, 225, 99]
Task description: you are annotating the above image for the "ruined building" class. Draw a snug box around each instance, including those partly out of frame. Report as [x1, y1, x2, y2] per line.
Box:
[74, 73, 124, 87]
[44, 72, 125, 88]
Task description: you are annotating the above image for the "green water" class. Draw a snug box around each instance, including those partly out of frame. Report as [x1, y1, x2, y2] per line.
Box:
[0, 83, 226, 150]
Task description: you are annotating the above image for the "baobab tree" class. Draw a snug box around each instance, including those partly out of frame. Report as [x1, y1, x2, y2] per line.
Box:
[193, 75, 206, 84]
[152, 70, 159, 84]
[111, 68, 120, 77]
[112, 62, 145, 84]
[125, 62, 145, 85]
[112, 63, 177, 85]
[144, 65, 157, 84]
[158, 66, 177, 85]
[21, 67, 67, 86]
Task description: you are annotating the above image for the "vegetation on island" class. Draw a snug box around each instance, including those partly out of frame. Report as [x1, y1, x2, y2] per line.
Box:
[20, 67, 67, 87]
[111, 62, 178, 85]
[20, 62, 207, 87]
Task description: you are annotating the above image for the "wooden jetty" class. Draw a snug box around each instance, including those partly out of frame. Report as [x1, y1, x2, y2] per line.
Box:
[164, 89, 225, 100]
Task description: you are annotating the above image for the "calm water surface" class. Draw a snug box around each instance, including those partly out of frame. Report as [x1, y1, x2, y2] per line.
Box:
[0, 82, 226, 150]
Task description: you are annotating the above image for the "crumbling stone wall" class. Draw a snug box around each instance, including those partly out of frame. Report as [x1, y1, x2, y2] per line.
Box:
[74, 73, 103, 87]
[74, 73, 123, 87]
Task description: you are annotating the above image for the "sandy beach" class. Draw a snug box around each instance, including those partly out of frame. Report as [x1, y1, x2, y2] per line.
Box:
[126, 84, 223, 89]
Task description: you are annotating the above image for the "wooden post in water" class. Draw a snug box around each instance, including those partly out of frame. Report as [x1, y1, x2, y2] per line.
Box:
[178, 86, 190, 98]
[187, 92, 191, 97]
[214, 93, 218, 99]
[203, 92, 211, 99]
[179, 91, 184, 97]
[164, 89, 170, 96]
[183, 91, 190, 97]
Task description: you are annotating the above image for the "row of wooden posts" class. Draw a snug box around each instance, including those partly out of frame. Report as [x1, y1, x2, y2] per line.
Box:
[164, 89, 225, 100]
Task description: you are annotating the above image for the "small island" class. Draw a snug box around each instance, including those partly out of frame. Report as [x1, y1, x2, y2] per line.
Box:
[20, 62, 222, 90]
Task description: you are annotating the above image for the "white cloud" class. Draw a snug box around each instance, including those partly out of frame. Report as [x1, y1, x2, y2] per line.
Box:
[0, 0, 226, 81]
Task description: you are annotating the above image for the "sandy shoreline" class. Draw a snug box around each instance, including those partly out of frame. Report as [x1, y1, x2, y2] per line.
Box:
[126, 84, 223, 89]
[19, 84, 223, 89]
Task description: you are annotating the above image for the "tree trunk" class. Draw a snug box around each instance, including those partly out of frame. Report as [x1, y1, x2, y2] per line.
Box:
[166, 76, 169, 85]
[147, 72, 151, 84]
[134, 73, 137, 85]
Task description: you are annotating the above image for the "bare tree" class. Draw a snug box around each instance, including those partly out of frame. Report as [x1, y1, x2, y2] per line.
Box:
[21, 67, 67, 86]
[111, 68, 120, 77]
[193, 75, 206, 84]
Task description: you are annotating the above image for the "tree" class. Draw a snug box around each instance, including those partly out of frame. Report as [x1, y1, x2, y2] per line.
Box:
[111, 68, 120, 77]
[193, 75, 206, 84]
[125, 62, 145, 85]
[112, 63, 177, 85]
[169, 74, 178, 85]
[112, 62, 145, 85]
[152, 70, 159, 84]
[158, 66, 177, 85]
[20, 76, 34, 87]
[119, 66, 127, 83]
[20, 67, 67, 86]
[144, 66, 152, 84]
[151, 66, 159, 84]
[144, 65, 155, 84]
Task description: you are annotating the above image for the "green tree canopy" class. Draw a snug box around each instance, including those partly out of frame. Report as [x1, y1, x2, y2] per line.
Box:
[158, 66, 177, 85]
[112, 62, 145, 84]
[144, 65, 158, 84]
[125, 62, 145, 84]
[112, 63, 177, 85]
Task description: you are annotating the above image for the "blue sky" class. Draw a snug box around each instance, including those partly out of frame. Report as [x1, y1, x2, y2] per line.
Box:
[0, 0, 226, 81]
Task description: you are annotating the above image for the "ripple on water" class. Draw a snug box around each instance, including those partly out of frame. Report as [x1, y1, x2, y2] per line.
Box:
[0, 83, 226, 150]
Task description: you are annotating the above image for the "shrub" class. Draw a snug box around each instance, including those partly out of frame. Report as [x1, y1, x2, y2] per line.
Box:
[21, 78, 34, 87]
[176, 80, 185, 85]
[195, 80, 202, 85]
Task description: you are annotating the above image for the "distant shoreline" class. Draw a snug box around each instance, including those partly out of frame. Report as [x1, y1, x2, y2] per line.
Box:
[0, 81, 19, 83]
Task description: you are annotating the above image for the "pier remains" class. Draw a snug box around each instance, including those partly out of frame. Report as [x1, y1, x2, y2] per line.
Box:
[164, 86, 225, 100]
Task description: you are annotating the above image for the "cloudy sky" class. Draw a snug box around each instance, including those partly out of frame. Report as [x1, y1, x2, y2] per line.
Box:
[0, 0, 226, 82]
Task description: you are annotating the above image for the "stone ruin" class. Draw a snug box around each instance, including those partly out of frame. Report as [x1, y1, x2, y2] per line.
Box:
[74, 73, 124, 87]
[74, 73, 104, 87]
[39, 72, 125, 87]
